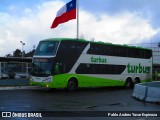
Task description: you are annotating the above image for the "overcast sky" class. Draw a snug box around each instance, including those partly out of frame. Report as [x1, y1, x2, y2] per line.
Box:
[0, 0, 160, 56]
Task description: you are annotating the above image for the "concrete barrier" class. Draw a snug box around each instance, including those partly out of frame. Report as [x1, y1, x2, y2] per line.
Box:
[132, 82, 160, 103]
[0, 86, 46, 90]
[132, 84, 147, 101]
[0, 79, 48, 90]
[0, 79, 30, 86]
[146, 86, 160, 102]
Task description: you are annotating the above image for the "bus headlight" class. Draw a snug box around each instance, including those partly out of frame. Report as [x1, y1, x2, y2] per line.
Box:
[47, 77, 52, 82]
[42, 77, 52, 83]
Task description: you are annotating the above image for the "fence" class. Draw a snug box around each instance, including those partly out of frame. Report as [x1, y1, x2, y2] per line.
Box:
[0, 62, 31, 79]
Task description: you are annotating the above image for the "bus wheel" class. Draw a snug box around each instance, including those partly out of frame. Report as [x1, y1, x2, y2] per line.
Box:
[67, 78, 78, 91]
[125, 78, 133, 89]
[134, 77, 140, 84]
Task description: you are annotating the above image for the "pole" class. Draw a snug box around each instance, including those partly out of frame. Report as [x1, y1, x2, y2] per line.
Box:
[20, 41, 25, 58]
[0, 62, 1, 79]
[76, 0, 79, 40]
[22, 44, 24, 58]
[26, 63, 28, 78]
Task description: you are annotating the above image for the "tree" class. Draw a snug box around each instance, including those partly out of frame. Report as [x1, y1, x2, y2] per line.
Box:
[6, 54, 12, 57]
[5, 48, 35, 58]
[13, 49, 22, 57]
[25, 49, 35, 57]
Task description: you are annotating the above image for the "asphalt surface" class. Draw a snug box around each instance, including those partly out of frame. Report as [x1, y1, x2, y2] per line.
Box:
[0, 87, 159, 120]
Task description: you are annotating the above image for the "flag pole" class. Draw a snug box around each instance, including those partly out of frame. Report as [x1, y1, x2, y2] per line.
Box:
[76, 0, 79, 40]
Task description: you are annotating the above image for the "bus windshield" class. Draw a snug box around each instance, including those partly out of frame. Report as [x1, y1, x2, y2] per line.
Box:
[31, 58, 53, 77]
[35, 41, 59, 56]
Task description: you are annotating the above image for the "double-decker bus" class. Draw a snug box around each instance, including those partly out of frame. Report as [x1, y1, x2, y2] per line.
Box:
[30, 38, 152, 91]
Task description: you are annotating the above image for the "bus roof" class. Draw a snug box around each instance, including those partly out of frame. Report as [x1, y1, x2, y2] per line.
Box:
[41, 38, 151, 51]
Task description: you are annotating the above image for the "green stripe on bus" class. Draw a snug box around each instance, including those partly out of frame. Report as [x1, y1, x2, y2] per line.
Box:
[30, 74, 152, 89]
[31, 74, 125, 88]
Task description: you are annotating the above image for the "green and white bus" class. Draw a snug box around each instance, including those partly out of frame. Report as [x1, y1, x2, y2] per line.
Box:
[30, 38, 152, 91]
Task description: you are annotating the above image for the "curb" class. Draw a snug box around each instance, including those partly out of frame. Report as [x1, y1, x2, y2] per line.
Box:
[0, 86, 46, 90]
[132, 82, 160, 103]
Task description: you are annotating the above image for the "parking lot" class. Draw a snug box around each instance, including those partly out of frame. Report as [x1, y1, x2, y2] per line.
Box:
[0, 87, 160, 120]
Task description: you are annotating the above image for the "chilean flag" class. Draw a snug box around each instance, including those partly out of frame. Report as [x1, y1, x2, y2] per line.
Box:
[51, 0, 76, 29]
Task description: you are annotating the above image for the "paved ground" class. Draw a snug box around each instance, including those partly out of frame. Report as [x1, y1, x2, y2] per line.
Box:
[0, 87, 160, 120]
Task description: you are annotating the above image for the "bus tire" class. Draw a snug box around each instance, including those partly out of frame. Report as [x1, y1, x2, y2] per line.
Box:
[125, 78, 133, 89]
[67, 78, 78, 91]
[134, 77, 140, 84]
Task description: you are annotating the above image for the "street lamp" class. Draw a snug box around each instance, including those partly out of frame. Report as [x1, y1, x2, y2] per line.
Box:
[20, 41, 25, 58]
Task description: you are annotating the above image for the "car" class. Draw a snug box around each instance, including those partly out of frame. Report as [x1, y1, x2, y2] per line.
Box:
[0, 72, 9, 79]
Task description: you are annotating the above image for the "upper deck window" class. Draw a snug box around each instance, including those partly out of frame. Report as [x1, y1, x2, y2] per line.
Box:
[35, 41, 59, 56]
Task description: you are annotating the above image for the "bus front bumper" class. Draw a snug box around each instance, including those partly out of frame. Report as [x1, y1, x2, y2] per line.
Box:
[30, 76, 53, 88]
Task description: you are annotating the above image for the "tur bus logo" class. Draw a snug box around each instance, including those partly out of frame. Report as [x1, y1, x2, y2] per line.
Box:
[91, 56, 107, 64]
[127, 63, 151, 73]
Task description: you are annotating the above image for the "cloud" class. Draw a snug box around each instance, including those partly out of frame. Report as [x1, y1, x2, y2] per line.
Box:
[0, 0, 159, 56]
[82, 0, 160, 28]
[79, 11, 158, 44]
[0, 1, 64, 56]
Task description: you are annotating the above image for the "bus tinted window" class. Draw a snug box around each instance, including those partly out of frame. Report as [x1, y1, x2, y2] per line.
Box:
[87, 43, 152, 59]
[76, 63, 126, 74]
[55, 40, 88, 73]
[35, 41, 59, 56]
